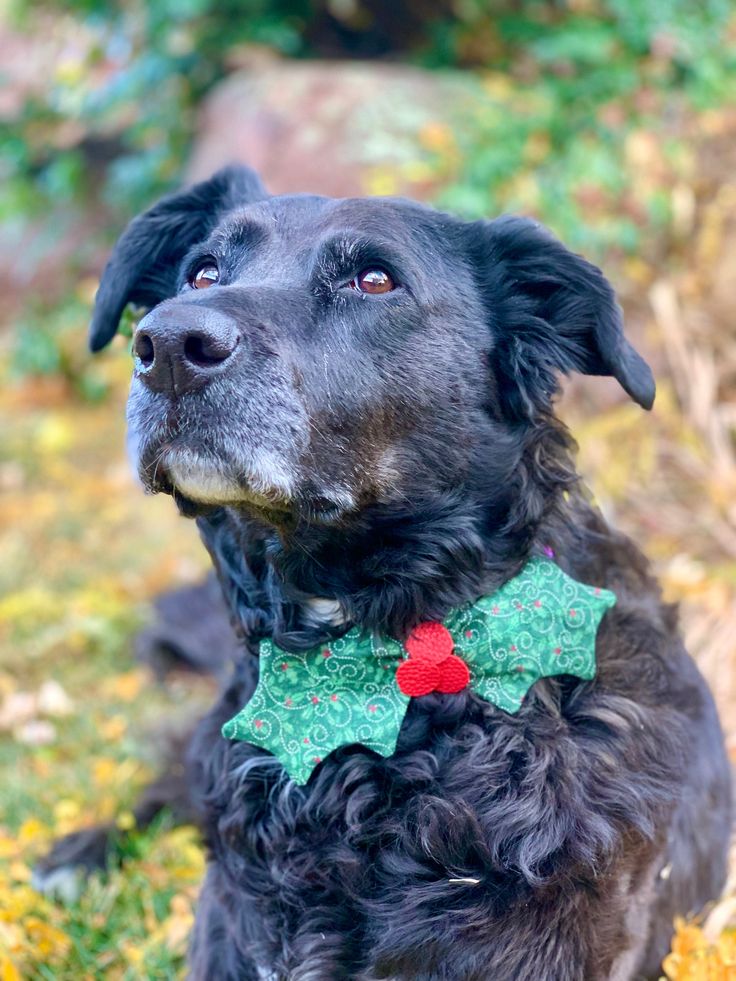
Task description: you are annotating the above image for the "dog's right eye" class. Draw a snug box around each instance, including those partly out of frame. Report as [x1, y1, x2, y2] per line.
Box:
[349, 268, 395, 294]
[191, 264, 219, 289]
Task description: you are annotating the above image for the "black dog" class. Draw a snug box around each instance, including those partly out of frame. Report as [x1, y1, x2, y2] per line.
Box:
[42, 166, 730, 979]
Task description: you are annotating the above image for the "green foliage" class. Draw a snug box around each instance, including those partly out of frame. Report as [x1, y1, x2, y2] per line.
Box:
[426, 0, 736, 256]
[2, 0, 735, 381]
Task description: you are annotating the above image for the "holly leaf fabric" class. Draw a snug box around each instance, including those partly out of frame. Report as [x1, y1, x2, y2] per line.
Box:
[222, 557, 616, 784]
[221, 630, 409, 785]
[444, 556, 616, 713]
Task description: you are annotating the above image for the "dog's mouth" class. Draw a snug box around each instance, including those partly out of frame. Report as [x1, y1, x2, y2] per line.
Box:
[139, 443, 291, 511]
[126, 375, 326, 520]
[126, 363, 365, 523]
[137, 442, 356, 526]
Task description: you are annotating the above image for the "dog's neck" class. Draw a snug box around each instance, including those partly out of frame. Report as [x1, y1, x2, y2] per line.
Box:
[197, 417, 582, 653]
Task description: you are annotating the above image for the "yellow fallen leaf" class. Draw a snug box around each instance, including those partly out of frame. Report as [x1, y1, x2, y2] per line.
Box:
[115, 811, 135, 831]
[0, 957, 21, 981]
[17, 818, 49, 849]
[92, 757, 119, 788]
[53, 800, 80, 824]
[101, 670, 146, 703]
[0, 883, 45, 919]
[98, 715, 127, 741]
[8, 863, 30, 884]
[24, 917, 71, 960]
[121, 940, 145, 967]
[663, 917, 736, 980]
[0, 589, 62, 631]
[0, 920, 25, 955]
[0, 676, 17, 700]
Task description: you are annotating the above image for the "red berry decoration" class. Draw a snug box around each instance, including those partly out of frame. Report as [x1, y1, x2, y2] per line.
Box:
[397, 621, 470, 697]
[396, 659, 440, 697]
[436, 655, 470, 694]
[404, 622, 454, 665]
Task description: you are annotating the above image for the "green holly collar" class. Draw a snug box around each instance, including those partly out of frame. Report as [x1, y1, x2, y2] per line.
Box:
[222, 556, 616, 784]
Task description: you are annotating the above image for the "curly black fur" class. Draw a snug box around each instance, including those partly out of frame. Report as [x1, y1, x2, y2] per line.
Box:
[185, 443, 729, 980]
[53, 166, 731, 979]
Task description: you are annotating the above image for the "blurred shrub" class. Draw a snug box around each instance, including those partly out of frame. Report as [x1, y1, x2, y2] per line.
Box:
[428, 0, 736, 255]
[1, 0, 313, 386]
[1, 0, 734, 383]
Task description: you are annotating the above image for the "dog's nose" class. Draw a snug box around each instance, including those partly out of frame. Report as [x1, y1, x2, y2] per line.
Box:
[133, 307, 240, 396]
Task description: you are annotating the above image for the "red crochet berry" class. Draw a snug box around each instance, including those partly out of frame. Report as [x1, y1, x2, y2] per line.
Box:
[436, 655, 470, 694]
[396, 659, 440, 697]
[397, 622, 471, 698]
[404, 622, 454, 665]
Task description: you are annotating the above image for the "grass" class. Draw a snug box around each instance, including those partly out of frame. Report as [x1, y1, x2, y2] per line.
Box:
[0, 355, 213, 978]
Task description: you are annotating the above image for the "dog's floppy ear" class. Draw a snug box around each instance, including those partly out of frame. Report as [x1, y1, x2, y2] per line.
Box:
[467, 215, 655, 417]
[89, 165, 268, 352]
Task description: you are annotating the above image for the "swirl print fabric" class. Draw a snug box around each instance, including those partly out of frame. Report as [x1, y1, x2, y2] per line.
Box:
[222, 557, 616, 784]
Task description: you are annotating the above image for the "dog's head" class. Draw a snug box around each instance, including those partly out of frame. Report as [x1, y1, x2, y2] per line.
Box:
[91, 165, 654, 530]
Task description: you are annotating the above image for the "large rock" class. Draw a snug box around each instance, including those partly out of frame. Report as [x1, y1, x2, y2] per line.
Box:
[187, 58, 474, 200]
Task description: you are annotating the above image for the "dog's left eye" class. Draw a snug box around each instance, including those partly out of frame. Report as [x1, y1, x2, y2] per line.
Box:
[191, 264, 219, 289]
[349, 268, 395, 294]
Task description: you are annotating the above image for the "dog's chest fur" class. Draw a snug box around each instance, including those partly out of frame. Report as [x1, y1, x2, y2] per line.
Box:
[187, 543, 724, 981]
